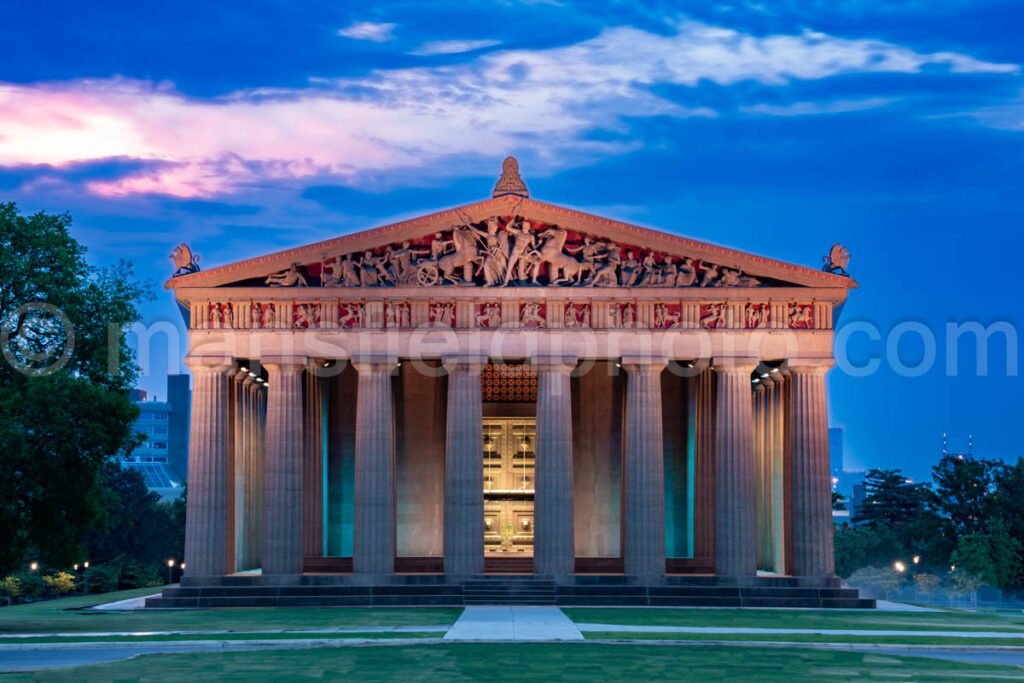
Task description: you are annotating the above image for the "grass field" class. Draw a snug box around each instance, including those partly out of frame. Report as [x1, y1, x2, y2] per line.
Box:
[4, 643, 1023, 682]
[563, 607, 1024, 633]
[0, 589, 460, 634]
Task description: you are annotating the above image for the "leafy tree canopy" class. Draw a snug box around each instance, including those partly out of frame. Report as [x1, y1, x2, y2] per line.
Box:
[0, 202, 148, 576]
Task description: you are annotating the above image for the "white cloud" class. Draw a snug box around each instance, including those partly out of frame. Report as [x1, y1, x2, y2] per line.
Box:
[337, 21, 396, 42]
[0, 20, 1017, 198]
[742, 98, 895, 116]
[410, 39, 502, 56]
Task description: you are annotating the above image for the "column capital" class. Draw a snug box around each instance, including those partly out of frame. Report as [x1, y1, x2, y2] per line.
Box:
[530, 355, 577, 374]
[262, 356, 307, 377]
[351, 355, 399, 374]
[620, 355, 668, 373]
[442, 354, 489, 374]
[785, 358, 835, 374]
[184, 355, 234, 375]
[712, 356, 760, 374]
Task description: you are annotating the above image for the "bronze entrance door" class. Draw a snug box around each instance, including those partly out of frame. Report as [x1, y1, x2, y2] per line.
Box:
[482, 418, 536, 556]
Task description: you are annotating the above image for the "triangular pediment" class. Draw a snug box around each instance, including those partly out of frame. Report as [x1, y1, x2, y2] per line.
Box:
[166, 195, 855, 292]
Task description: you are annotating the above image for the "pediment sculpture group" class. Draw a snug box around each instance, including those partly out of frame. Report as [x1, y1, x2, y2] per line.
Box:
[264, 217, 763, 290]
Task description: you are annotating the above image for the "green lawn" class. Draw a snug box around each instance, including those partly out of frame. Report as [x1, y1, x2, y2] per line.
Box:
[0, 589, 461, 634]
[563, 607, 1024, 633]
[5, 643, 1024, 682]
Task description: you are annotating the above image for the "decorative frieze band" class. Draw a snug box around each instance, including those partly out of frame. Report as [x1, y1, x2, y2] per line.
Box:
[191, 298, 830, 331]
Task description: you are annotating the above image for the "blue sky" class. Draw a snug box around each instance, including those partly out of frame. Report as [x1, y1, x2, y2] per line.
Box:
[2, 0, 1022, 479]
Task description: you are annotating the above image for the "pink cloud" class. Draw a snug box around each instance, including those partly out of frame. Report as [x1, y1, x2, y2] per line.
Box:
[0, 21, 1016, 199]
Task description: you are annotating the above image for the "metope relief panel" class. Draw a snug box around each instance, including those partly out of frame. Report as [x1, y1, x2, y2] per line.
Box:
[519, 302, 546, 329]
[338, 302, 363, 329]
[788, 302, 814, 330]
[475, 302, 502, 328]
[562, 303, 592, 328]
[745, 303, 770, 329]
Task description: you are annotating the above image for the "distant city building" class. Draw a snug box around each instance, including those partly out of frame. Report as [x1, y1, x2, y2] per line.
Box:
[122, 377, 192, 501]
[167, 374, 191, 480]
[829, 427, 865, 524]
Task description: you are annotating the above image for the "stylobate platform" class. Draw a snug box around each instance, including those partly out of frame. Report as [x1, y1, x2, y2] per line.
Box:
[146, 575, 875, 609]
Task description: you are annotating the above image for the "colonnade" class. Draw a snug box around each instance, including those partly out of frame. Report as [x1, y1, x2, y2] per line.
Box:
[183, 355, 834, 580]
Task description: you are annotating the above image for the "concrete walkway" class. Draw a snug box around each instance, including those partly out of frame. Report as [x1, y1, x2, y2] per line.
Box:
[89, 593, 162, 611]
[444, 607, 583, 641]
[575, 624, 1024, 639]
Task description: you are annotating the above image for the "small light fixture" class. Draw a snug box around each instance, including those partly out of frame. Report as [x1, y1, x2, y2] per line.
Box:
[181, 563, 186, 571]
[168, 559, 175, 568]
[752, 378, 760, 384]
[83, 561, 89, 569]
[248, 372, 257, 378]
[770, 368, 780, 374]
[913, 555, 920, 565]
[29, 562, 38, 571]
[894, 560, 906, 573]
[240, 366, 248, 372]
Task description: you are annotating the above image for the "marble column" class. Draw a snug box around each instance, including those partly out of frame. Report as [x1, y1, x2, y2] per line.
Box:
[533, 357, 576, 577]
[352, 357, 397, 575]
[622, 358, 667, 577]
[770, 370, 786, 573]
[753, 381, 769, 570]
[261, 357, 306, 575]
[713, 357, 759, 577]
[302, 361, 325, 559]
[443, 356, 486, 576]
[231, 369, 248, 572]
[183, 356, 233, 577]
[788, 360, 835, 577]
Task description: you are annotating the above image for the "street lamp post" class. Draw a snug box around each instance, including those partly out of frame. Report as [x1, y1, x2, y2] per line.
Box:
[167, 559, 175, 585]
[82, 562, 89, 595]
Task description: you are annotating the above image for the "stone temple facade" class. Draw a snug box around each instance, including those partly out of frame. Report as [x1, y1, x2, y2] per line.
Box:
[154, 159, 870, 608]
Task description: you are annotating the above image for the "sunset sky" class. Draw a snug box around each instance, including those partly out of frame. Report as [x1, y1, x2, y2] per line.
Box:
[3, 1, 1022, 478]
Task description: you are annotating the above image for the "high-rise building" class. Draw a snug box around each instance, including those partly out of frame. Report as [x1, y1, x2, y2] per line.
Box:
[121, 377, 191, 501]
[167, 374, 191, 480]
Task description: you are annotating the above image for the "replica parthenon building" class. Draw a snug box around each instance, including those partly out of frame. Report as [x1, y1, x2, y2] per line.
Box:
[160, 159, 863, 606]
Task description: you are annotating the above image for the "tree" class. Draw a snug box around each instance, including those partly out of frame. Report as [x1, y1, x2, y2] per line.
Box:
[84, 463, 185, 582]
[834, 525, 901, 578]
[931, 453, 997, 540]
[852, 469, 932, 528]
[989, 458, 1024, 588]
[0, 203, 147, 576]
[950, 517, 1022, 590]
[832, 491, 847, 511]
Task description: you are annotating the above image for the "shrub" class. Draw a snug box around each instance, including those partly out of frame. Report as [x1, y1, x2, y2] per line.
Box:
[42, 572, 76, 597]
[15, 572, 45, 600]
[0, 576, 22, 603]
[84, 564, 120, 594]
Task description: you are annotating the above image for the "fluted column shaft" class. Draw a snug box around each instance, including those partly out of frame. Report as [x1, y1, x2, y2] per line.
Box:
[231, 368, 246, 573]
[713, 358, 758, 577]
[769, 374, 787, 573]
[533, 357, 576, 577]
[789, 362, 835, 577]
[183, 357, 233, 576]
[353, 358, 396, 575]
[443, 357, 486, 575]
[622, 360, 667, 577]
[262, 358, 306, 575]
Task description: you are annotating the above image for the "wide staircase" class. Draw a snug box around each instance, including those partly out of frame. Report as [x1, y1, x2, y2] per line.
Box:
[147, 574, 873, 609]
[462, 577, 556, 605]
